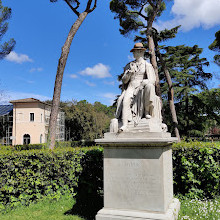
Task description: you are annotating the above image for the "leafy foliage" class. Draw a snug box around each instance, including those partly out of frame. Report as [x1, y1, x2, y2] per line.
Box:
[0, 0, 15, 60]
[172, 141, 220, 198]
[66, 149, 103, 220]
[110, 0, 168, 37]
[0, 141, 219, 214]
[60, 100, 115, 141]
[178, 197, 220, 220]
[0, 146, 103, 212]
[160, 45, 212, 136]
[209, 30, 220, 66]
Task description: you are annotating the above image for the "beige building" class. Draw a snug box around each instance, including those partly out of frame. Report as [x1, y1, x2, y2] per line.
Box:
[9, 98, 64, 145]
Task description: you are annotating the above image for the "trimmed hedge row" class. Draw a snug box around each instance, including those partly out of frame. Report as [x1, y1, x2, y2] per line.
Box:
[0, 140, 95, 151]
[0, 147, 103, 211]
[172, 141, 219, 198]
[0, 141, 219, 213]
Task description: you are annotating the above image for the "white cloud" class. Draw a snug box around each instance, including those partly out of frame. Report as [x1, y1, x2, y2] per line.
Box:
[5, 51, 33, 64]
[155, 0, 220, 31]
[0, 91, 51, 104]
[30, 67, 43, 73]
[69, 74, 78, 79]
[79, 63, 111, 78]
[102, 93, 117, 105]
[85, 80, 96, 87]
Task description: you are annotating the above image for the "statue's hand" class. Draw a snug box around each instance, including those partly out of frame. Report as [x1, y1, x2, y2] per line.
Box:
[130, 62, 137, 72]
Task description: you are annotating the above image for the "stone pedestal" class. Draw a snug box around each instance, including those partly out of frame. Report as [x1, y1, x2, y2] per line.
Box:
[95, 132, 180, 220]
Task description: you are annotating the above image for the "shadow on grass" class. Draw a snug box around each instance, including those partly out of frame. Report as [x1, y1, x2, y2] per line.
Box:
[65, 150, 103, 220]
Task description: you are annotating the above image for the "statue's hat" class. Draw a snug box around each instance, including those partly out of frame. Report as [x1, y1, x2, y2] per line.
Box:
[130, 43, 146, 52]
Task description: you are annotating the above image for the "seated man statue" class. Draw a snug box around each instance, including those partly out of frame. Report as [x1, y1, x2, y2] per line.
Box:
[115, 43, 162, 132]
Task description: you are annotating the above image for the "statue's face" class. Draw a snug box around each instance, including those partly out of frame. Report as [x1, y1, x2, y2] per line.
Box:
[133, 50, 145, 59]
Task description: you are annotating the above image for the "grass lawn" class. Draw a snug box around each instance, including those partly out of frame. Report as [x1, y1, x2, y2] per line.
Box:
[1, 195, 219, 220]
[178, 197, 220, 220]
[0, 194, 83, 220]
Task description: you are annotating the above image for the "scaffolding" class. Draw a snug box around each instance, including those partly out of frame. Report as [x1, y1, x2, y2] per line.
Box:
[44, 109, 65, 142]
[1, 114, 13, 145]
[56, 112, 65, 141]
[0, 104, 65, 145]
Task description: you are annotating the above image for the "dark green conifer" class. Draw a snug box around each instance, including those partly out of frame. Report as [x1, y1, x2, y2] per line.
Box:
[0, 0, 15, 60]
[162, 45, 212, 136]
[110, 0, 169, 98]
[209, 30, 220, 67]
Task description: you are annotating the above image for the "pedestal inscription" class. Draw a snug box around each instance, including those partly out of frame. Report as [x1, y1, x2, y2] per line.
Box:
[104, 147, 172, 213]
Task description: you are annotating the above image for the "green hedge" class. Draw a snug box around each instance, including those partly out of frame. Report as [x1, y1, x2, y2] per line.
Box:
[172, 141, 219, 198]
[0, 141, 219, 214]
[0, 141, 95, 151]
[0, 146, 103, 212]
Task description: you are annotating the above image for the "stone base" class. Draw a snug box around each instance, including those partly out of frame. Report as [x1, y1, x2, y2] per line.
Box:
[96, 198, 180, 220]
[95, 134, 180, 220]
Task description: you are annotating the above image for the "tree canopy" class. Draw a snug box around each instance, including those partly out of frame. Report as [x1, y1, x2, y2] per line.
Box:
[60, 100, 115, 141]
[160, 45, 212, 136]
[209, 30, 220, 67]
[0, 0, 15, 60]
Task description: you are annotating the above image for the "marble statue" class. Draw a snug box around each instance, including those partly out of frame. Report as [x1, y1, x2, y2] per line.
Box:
[111, 43, 164, 133]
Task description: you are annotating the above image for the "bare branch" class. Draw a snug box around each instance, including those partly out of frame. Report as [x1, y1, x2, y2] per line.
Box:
[88, 0, 97, 13]
[74, 0, 80, 10]
[129, 11, 148, 20]
[64, 0, 80, 17]
[86, 0, 93, 11]
[139, 2, 148, 15]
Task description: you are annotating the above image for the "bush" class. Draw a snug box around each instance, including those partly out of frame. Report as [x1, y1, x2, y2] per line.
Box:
[9, 141, 95, 151]
[173, 141, 219, 198]
[0, 146, 102, 211]
[0, 141, 219, 214]
[13, 144, 47, 151]
[70, 140, 95, 148]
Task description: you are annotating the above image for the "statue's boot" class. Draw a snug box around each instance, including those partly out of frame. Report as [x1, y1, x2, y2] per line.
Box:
[146, 114, 151, 119]
[119, 120, 129, 132]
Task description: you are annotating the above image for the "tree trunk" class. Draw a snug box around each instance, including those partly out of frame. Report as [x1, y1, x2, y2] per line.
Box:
[147, 33, 161, 98]
[146, 0, 162, 99]
[48, 12, 88, 150]
[157, 51, 181, 142]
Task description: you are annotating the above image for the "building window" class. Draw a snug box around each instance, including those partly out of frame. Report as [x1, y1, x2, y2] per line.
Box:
[30, 113, 34, 122]
[23, 134, 30, 145]
[40, 134, 43, 143]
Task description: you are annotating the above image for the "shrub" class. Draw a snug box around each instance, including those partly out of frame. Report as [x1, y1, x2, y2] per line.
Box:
[0, 141, 219, 213]
[0, 146, 102, 211]
[13, 144, 47, 151]
[70, 140, 95, 148]
[172, 141, 219, 198]
[9, 141, 95, 151]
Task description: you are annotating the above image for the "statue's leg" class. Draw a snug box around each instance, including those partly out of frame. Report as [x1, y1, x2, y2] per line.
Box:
[144, 84, 155, 118]
[120, 89, 132, 131]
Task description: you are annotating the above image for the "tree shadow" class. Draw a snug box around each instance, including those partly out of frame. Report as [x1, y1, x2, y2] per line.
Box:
[65, 149, 103, 220]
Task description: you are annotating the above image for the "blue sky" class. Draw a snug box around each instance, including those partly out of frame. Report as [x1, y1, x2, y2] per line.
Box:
[1, 0, 220, 106]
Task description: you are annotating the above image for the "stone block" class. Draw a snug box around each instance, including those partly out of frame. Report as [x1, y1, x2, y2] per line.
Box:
[95, 135, 180, 220]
